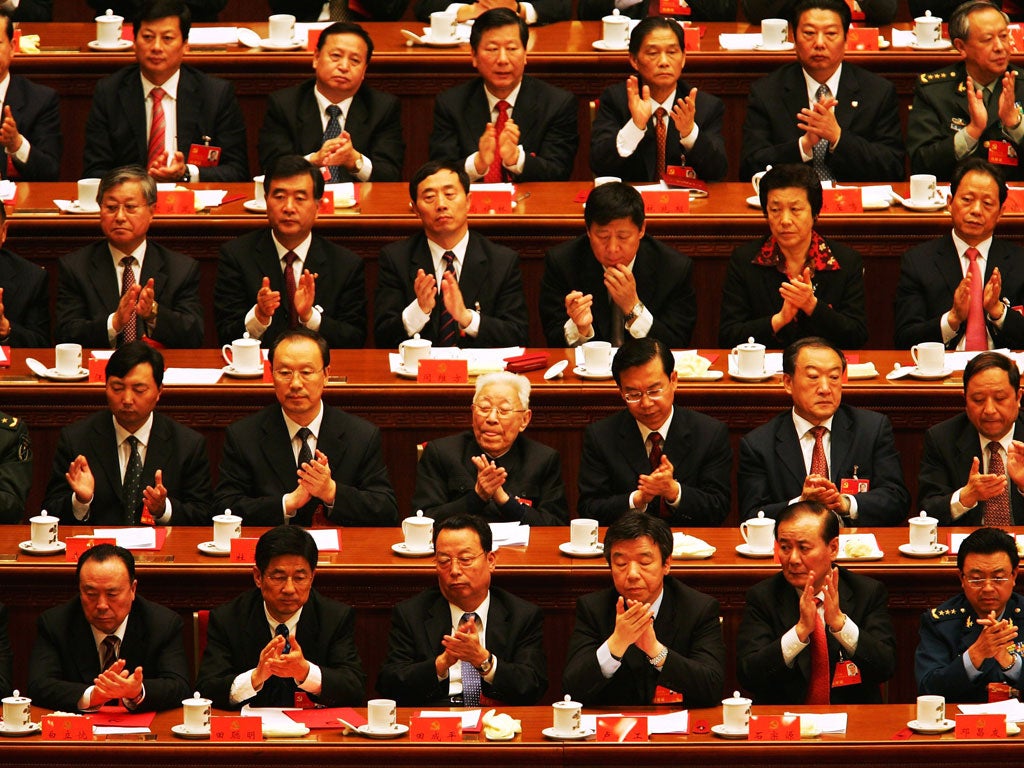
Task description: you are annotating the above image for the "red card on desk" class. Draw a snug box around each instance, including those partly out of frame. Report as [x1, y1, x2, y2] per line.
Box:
[641, 189, 689, 214]
[469, 190, 513, 214]
[318, 190, 335, 214]
[821, 188, 863, 213]
[683, 26, 700, 51]
[749, 714, 800, 741]
[286, 707, 366, 729]
[1004, 188, 1024, 213]
[229, 537, 258, 563]
[955, 714, 1006, 739]
[410, 715, 462, 742]
[65, 537, 117, 562]
[211, 716, 262, 741]
[417, 358, 468, 383]
[597, 716, 648, 742]
[43, 715, 93, 741]
[155, 190, 195, 215]
[91, 707, 156, 727]
[846, 27, 879, 50]
[1010, 26, 1024, 51]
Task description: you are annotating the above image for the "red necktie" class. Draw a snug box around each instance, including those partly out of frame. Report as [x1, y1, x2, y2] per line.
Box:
[965, 247, 987, 351]
[648, 432, 670, 518]
[805, 598, 831, 704]
[484, 100, 510, 183]
[120, 256, 137, 343]
[438, 251, 458, 346]
[654, 107, 667, 181]
[283, 251, 298, 328]
[148, 87, 166, 168]
[810, 425, 828, 477]
[985, 442, 1013, 526]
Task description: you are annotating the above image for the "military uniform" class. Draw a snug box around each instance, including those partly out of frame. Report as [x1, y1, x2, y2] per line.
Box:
[907, 61, 1024, 180]
[0, 411, 31, 524]
[915, 591, 1024, 702]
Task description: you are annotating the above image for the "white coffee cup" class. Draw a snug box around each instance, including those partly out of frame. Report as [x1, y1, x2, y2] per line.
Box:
[916, 694, 945, 726]
[908, 511, 939, 551]
[367, 698, 397, 731]
[601, 10, 630, 47]
[722, 690, 752, 731]
[751, 165, 772, 196]
[594, 176, 622, 187]
[76, 178, 101, 212]
[253, 174, 266, 203]
[730, 337, 766, 377]
[581, 340, 612, 373]
[430, 11, 458, 42]
[212, 513, 242, 550]
[399, 335, 432, 371]
[552, 695, 582, 735]
[910, 341, 945, 375]
[914, 12, 942, 45]
[570, 518, 599, 550]
[95, 9, 123, 47]
[909, 173, 938, 204]
[55, 343, 83, 376]
[761, 18, 788, 48]
[740, 510, 775, 552]
[222, 337, 262, 373]
[267, 13, 296, 44]
[29, 515, 59, 548]
[182, 692, 212, 733]
[2, 690, 31, 729]
[402, 510, 434, 551]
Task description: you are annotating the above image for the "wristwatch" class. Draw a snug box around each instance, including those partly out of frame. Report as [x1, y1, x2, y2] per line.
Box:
[624, 302, 645, 324]
[647, 646, 668, 668]
[353, 154, 364, 173]
[477, 653, 494, 674]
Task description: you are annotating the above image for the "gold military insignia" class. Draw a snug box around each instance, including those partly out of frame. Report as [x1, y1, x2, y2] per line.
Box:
[0, 416, 15, 429]
[966, 615, 974, 628]
[17, 433, 29, 462]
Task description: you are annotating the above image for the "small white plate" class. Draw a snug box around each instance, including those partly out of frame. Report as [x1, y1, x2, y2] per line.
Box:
[485, 731, 517, 741]
[264, 724, 311, 738]
[909, 39, 952, 50]
[835, 549, 884, 562]
[222, 365, 263, 379]
[559, 541, 604, 558]
[899, 543, 949, 558]
[41, 367, 89, 381]
[542, 726, 595, 740]
[746, 195, 762, 208]
[543, 359, 569, 380]
[171, 724, 210, 740]
[259, 37, 305, 50]
[878, 39, 891, 49]
[334, 197, 358, 209]
[355, 723, 409, 739]
[64, 200, 102, 214]
[395, 364, 419, 379]
[391, 541, 434, 558]
[197, 540, 230, 557]
[87, 39, 133, 51]
[573, 365, 613, 380]
[710, 723, 748, 739]
[755, 41, 796, 51]
[729, 370, 776, 382]
[736, 543, 774, 558]
[674, 547, 716, 560]
[906, 367, 953, 380]
[0, 721, 41, 737]
[592, 39, 629, 51]
[242, 199, 267, 213]
[907, 718, 955, 734]
[417, 30, 465, 47]
[19, 540, 66, 556]
[677, 370, 724, 381]
[846, 367, 879, 380]
[900, 198, 946, 212]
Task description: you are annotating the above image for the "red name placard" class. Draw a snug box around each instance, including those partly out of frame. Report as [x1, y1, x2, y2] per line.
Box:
[641, 189, 689, 214]
[155, 190, 195, 215]
[821, 188, 864, 214]
[417, 358, 468, 384]
[846, 27, 880, 50]
[955, 714, 1006, 739]
[66, 537, 116, 562]
[596, 716, 648, 742]
[229, 537, 258, 563]
[43, 715, 93, 741]
[210, 715, 262, 741]
[469, 190, 514, 215]
[318, 190, 335, 214]
[748, 714, 800, 741]
[410, 715, 462, 742]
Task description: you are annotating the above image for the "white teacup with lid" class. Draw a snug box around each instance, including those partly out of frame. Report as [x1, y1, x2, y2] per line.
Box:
[740, 510, 775, 553]
[601, 8, 630, 48]
[402, 510, 434, 551]
[2, 690, 32, 729]
[722, 690, 752, 731]
[908, 511, 938, 552]
[95, 8, 123, 47]
[730, 337, 766, 378]
[552, 695, 582, 735]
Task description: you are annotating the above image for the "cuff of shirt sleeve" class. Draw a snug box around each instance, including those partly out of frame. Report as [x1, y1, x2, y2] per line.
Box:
[955, 128, 978, 160]
[107, 313, 119, 346]
[298, 662, 323, 694]
[940, 311, 958, 343]
[155, 498, 172, 524]
[951, 487, 974, 520]
[627, 307, 653, 339]
[465, 153, 484, 181]
[244, 305, 271, 339]
[504, 146, 526, 175]
[461, 309, 480, 338]
[679, 123, 699, 150]
[72, 492, 91, 521]
[844, 494, 858, 520]
[829, 615, 859, 655]
[402, 300, 431, 338]
[781, 625, 809, 667]
[798, 138, 814, 163]
[355, 156, 373, 182]
[629, 491, 647, 512]
[13, 135, 30, 164]
[230, 669, 260, 704]
[304, 307, 323, 333]
[482, 656, 498, 684]
[283, 495, 295, 521]
[963, 649, 984, 679]
[616, 119, 647, 158]
[596, 641, 623, 678]
[123, 684, 146, 710]
[564, 318, 593, 347]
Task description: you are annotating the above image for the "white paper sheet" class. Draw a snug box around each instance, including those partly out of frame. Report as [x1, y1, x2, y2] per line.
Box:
[646, 710, 689, 734]
[489, 522, 530, 548]
[419, 709, 481, 729]
[161, 367, 225, 385]
[958, 698, 1024, 722]
[784, 711, 848, 733]
[94, 527, 156, 549]
[188, 27, 239, 45]
[93, 726, 151, 735]
[307, 529, 340, 552]
[240, 705, 310, 736]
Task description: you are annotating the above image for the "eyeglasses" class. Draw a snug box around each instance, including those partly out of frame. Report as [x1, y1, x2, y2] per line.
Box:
[964, 577, 1012, 588]
[472, 401, 526, 420]
[101, 203, 146, 216]
[264, 573, 311, 587]
[435, 552, 485, 569]
[621, 386, 667, 404]
[272, 368, 324, 382]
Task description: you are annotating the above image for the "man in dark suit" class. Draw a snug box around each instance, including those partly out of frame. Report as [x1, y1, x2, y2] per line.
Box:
[0, 203, 49, 346]
[43, 342, 211, 525]
[740, 0, 904, 182]
[579, 0, 735, 22]
[429, 9, 577, 182]
[198, 526, 365, 709]
[414, 372, 568, 525]
[0, 12, 61, 180]
[737, 501, 897, 704]
[83, 0, 247, 182]
[919, 351, 1024, 525]
[739, 337, 910, 524]
[55, 165, 204, 348]
[742, 0, 896, 30]
[215, 155, 366, 348]
[416, 0, 567, 24]
[896, 159, 1024, 350]
[374, 161, 528, 348]
[591, 18, 727, 182]
[7, 0, 51, 21]
[269, 0, 409, 21]
[215, 329, 398, 527]
[563, 512, 724, 706]
[258, 23, 403, 183]
[578, 337, 732, 525]
[88, 0, 225, 21]
[378, 514, 547, 705]
[28, 544, 190, 712]
[540, 182, 695, 348]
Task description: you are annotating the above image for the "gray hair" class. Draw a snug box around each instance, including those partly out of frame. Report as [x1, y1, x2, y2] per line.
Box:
[97, 164, 157, 206]
[949, 0, 1007, 44]
[474, 371, 530, 410]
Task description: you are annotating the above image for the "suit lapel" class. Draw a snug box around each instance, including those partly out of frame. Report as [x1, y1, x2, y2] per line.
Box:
[91, 415, 124, 507]
[256, 232, 287, 292]
[580, 254, 611, 338]
[316, 407, 347, 468]
[511, 78, 538, 146]
[175, 68, 201, 150]
[427, 594, 454, 654]
[87, 244, 121, 310]
[70, 604, 102, 682]
[457, 237, 487, 308]
[833, 67, 862, 130]
[141, 415, 168, 482]
[617, 413, 651, 479]
[139, 244, 167, 298]
[828, 408, 854, 483]
[782, 67, 809, 129]
[775, 418, 809, 488]
[300, 84, 326, 152]
[121, 72, 149, 162]
[260, 409, 302, 491]
[936, 235, 967, 296]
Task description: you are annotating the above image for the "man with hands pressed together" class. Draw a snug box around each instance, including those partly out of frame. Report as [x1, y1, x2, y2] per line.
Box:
[378, 514, 547, 706]
[28, 544, 190, 712]
[909, 1, 1024, 180]
[563, 512, 725, 706]
[197, 526, 365, 708]
[591, 17, 727, 182]
[917, 527, 1024, 701]
[0, 202, 49, 347]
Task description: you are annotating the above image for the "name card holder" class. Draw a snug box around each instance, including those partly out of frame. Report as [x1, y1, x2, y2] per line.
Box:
[410, 715, 462, 742]
[229, 537, 258, 563]
[955, 714, 1006, 739]
[748, 714, 800, 741]
[596, 716, 648, 742]
[43, 714, 93, 741]
[417, 358, 468, 384]
[210, 715, 263, 741]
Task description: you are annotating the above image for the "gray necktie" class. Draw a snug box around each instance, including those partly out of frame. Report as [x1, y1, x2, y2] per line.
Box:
[459, 612, 482, 706]
[812, 84, 836, 182]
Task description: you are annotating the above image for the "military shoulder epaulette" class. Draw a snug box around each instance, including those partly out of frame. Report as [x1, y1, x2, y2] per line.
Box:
[0, 415, 18, 429]
[929, 606, 967, 621]
[919, 70, 957, 84]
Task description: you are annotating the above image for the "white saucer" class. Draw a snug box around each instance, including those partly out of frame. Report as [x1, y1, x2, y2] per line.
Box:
[87, 39, 133, 51]
[909, 39, 952, 50]
[542, 726, 595, 740]
[197, 540, 230, 557]
[64, 200, 102, 214]
[259, 37, 305, 50]
[755, 41, 795, 50]
[847, 368, 879, 380]
[592, 39, 629, 51]
[729, 370, 776, 382]
[42, 367, 89, 381]
[835, 550, 884, 562]
[19, 540, 66, 556]
[222, 365, 263, 379]
[907, 718, 955, 734]
[736, 543, 774, 558]
[906, 367, 953, 380]
[264, 724, 311, 738]
[391, 541, 434, 558]
[171, 724, 211, 740]
[899, 543, 949, 558]
[677, 370, 724, 381]
[710, 723, 748, 739]
[355, 723, 409, 739]
[417, 30, 465, 47]
[0, 721, 41, 736]
[901, 198, 946, 212]
[543, 359, 569, 380]
[573, 365, 613, 380]
[242, 199, 267, 213]
[559, 541, 604, 558]
[395, 364, 419, 379]
[746, 195, 762, 208]
[485, 731, 517, 741]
